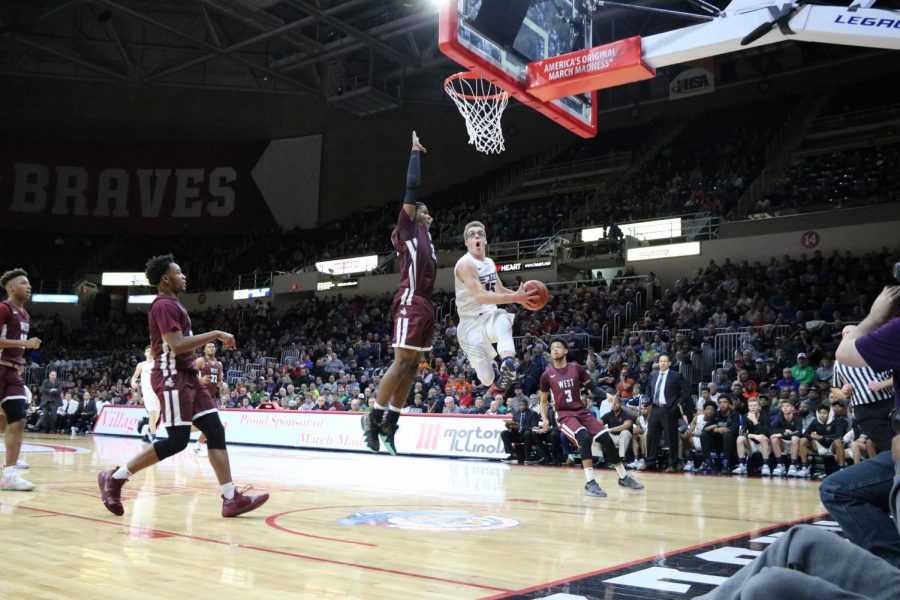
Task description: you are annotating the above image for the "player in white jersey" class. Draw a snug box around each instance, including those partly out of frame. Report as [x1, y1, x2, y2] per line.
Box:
[454, 221, 537, 397]
[130, 346, 160, 444]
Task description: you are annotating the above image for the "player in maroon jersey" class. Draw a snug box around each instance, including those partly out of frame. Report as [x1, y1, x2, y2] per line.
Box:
[365, 131, 437, 456]
[0, 269, 41, 491]
[539, 338, 643, 497]
[98, 254, 268, 517]
[192, 342, 228, 455]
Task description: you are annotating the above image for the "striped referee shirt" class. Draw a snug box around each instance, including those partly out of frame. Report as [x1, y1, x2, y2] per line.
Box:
[832, 359, 893, 406]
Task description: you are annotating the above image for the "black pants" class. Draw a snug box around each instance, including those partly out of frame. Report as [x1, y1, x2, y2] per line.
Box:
[35, 406, 58, 433]
[646, 405, 679, 468]
[501, 429, 530, 461]
[854, 399, 894, 452]
[700, 429, 737, 464]
[530, 428, 563, 463]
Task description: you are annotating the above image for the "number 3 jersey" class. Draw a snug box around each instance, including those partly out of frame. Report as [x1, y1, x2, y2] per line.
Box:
[454, 253, 501, 320]
[540, 362, 592, 413]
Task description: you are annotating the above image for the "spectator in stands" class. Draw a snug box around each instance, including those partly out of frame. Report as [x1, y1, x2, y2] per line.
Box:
[627, 404, 650, 470]
[599, 395, 633, 465]
[683, 402, 715, 472]
[799, 404, 849, 478]
[75, 391, 97, 434]
[775, 368, 800, 395]
[700, 396, 740, 473]
[733, 398, 772, 476]
[500, 397, 540, 464]
[792, 353, 816, 385]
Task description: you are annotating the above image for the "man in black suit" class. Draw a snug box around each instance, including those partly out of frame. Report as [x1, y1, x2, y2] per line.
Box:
[500, 397, 541, 464]
[74, 391, 98, 434]
[37, 370, 63, 433]
[646, 354, 692, 471]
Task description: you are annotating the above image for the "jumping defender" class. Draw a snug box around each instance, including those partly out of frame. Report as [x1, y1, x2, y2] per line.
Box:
[365, 131, 437, 456]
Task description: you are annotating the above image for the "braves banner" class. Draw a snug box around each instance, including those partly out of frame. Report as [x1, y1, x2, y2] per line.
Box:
[94, 406, 511, 459]
[0, 135, 321, 234]
[526, 36, 655, 101]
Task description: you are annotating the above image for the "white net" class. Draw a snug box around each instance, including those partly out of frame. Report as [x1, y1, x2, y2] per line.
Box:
[444, 73, 510, 155]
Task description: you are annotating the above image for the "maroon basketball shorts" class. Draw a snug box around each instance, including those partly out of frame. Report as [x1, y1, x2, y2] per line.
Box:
[0, 364, 27, 404]
[151, 370, 217, 428]
[391, 295, 434, 352]
[557, 409, 605, 442]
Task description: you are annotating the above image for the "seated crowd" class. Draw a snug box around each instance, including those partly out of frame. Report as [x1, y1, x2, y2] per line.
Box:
[18, 243, 897, 480]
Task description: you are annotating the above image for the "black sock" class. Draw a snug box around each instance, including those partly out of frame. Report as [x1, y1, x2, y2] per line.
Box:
[384, 409, 400, 426]
[370, 408, 385, 425]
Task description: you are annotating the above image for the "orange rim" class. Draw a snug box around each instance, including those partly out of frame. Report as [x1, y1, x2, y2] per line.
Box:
[444, 71, 509, 102]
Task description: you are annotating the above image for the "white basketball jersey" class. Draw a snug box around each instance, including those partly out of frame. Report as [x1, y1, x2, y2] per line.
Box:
[140, 360, 155, 398]
[454, 253, 501, 319]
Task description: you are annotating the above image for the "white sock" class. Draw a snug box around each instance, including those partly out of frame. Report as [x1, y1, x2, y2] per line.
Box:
[112, 466, 131, 480]
[387, 404, 401, 413]
[615, 463, 627, 479]
[373, 402, 387, 411]
[584, 467, 594, 483]
[3, 466, 16, 479]
[195, 440, 203, 447]
[221, 482, 236, 500]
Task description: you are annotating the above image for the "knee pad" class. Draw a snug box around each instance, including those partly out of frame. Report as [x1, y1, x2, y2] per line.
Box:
[195, 412, 227, 450]
[153, 425, 191, 460]
[594, 430, 621, 462]
[1, 398, 26, 424]
[576, 429, 592, 461]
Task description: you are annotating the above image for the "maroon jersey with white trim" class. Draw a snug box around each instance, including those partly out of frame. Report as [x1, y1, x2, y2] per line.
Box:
[200, 359, 224, 399]
[540, 362, 591, 412]
[0, 300, 30, 365]
[149, 295, 196, 372]
[391, 208, 436, 305]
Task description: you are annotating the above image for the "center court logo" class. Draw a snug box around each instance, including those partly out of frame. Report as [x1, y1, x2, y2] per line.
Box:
[337, 510, 520, 531]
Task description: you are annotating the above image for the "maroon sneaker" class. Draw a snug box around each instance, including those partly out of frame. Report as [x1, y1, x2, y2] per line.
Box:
[98, 469, 127, 516]
[221, 487, 270, 518]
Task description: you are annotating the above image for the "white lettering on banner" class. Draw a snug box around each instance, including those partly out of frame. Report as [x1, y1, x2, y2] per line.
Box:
[603, 567, 727, 594]
[95, 168, 130, 217]
[51, 166, 90, 216]
[669, 67, 715, 100]
[695, 546, 762, 566]
[11, 163, 49, 213]
[8, 164, 237, 218]
[93, 406, 511, 458]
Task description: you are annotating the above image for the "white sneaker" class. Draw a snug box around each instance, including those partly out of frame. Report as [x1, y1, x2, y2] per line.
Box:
[71, 426, 77, 435]
[0, 474, 36, 491]
[15, 459, 29, 470]
[772, 465, 785, 477]
[731, 464, 747, 475]
[193, 444, 202, 455]
[637, 459, 645, 470]
[626, 459, 639, 469]
[798, 466, 810, 478]
[683, 462, 694, 472]
[761, 464, 771, 477]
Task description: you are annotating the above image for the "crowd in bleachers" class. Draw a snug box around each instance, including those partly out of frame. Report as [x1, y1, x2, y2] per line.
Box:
[19, 243, 898, 480]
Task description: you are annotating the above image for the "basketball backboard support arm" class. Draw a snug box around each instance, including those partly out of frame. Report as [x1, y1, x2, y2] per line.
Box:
[631, 1, 899, 69]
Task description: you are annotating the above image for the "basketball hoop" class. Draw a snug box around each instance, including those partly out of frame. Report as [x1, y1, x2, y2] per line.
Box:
[444, 72, 509, 155]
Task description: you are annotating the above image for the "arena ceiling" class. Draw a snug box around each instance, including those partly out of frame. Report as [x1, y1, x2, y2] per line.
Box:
[0, 0, 894, 118]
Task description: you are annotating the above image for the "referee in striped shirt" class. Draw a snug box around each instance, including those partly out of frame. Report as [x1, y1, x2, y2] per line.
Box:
[831, 325, 895, 453]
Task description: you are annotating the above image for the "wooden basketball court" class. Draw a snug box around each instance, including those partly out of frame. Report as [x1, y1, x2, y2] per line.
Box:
[3, 434, 826, 599]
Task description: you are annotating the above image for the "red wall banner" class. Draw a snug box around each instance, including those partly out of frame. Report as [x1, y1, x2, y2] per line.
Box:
[0, 137, 321, 235]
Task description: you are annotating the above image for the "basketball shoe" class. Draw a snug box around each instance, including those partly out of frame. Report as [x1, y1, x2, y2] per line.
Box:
[364, 415, 381, 453]
[618, 475, 644, 490]
[222, 487, 269, 518]
[379, 421, 399, 456]
[583, 480, 607, 497]
[98, 469, 126, 515]
[1, 470, 35, 491]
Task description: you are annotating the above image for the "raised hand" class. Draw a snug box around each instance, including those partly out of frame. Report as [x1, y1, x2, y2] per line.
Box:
[412, 130, 427, 153]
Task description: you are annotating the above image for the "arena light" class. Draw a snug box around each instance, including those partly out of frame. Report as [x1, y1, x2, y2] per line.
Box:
[127, 294, 156, 304]
[582, 218, 682, 243]
[32, 294, 78, 304]
[233, 288, 271, 300]
[102, 272, 150, 287]
[315, 255, 378, 276]
[627, 241, 701, 261]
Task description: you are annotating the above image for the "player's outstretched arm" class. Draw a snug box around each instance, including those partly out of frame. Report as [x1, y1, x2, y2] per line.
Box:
[457, 259, 537, 306]
[539, 390, 551, 433]
[130, 363, 143, 391]
[402, 131, 427, 219]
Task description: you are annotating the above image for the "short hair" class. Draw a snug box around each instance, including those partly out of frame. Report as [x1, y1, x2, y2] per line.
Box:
[462, 220, 485, 237]
[780, 398, 793, 405]
[415, 201, 427, 211]
[1, 268, 27, 288]
[703, 401, 716, 410]
[549, 337, 568, 349]
[145, 254, 175, 286]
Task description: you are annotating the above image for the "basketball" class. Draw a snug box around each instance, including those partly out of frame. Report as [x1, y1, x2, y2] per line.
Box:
[523, 280, 549, 311]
